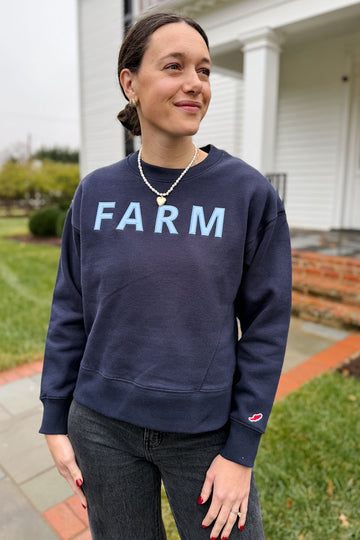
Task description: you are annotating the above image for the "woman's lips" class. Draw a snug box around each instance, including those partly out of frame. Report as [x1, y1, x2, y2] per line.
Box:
[175, 101, 201, 113]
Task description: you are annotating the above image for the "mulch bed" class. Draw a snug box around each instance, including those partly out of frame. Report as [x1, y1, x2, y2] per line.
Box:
[7, 235, 61, 247]
[337, 354, 360, 380]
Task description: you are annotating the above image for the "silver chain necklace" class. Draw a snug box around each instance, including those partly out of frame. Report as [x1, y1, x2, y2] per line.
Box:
[137, 144, 198, 206]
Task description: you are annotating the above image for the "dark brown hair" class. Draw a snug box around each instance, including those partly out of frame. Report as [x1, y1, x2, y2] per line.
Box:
[117, 12, 209, 136]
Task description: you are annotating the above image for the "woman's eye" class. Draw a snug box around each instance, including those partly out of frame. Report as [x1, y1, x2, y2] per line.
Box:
[199, 68, 211, 77]
[165, 63, 181, 71]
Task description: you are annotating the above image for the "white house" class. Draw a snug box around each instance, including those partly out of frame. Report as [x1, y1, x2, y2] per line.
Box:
[77, 0, 360, 230]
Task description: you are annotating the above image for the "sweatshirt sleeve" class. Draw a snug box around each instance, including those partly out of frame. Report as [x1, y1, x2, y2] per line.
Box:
[39, 202, 86, 434]
[220, 198, 292, 468]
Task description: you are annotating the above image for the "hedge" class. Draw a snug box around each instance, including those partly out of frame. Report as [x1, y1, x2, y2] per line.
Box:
[29, 207, 63, 237]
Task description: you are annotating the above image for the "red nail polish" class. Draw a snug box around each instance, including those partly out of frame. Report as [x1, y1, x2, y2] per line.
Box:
[240, 525, 244, 531]
[197, 496, 203, 504]
[76, 478, 83, 487]
[211, 537, 217, 540]
[202, 524, 207, 529]
[82, 504, 87, 509]
[222, 537, 228, 540]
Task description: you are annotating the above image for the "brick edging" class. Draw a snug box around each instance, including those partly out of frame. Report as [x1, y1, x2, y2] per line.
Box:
[2, 337, 360, 539]
[43, 495, 90, 540]
[0, 360, 43, 386]
[275, 333, 360, 401]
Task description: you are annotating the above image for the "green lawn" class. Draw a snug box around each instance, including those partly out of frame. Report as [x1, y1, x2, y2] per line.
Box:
[161, 372, 360, 540]
[256, 371, 360, 539]
[0, 217, 60, 370]
[1, 218, 359, 539]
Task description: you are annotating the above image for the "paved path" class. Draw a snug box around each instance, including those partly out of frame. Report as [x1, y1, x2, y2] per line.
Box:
[1, 320, 360, 540]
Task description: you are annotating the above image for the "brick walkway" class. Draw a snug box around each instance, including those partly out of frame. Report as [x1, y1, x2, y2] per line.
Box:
[1, 332, 360, 539]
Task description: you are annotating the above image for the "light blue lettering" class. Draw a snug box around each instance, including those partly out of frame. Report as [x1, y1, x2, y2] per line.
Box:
[116, 202, 143, 231]
[189, 206, 225, 238]
[154, 205, 179, 234]
[94, 202, 116, 230]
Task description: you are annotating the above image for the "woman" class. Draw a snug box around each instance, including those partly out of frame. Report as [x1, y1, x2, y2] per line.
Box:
[40, 12, 292, 540]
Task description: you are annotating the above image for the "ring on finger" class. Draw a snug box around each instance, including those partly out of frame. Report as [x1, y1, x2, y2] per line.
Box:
[230, 510, 242, 518]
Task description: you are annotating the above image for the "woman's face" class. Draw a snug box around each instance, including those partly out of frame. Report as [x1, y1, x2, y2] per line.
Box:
[130, 22, 211, 142]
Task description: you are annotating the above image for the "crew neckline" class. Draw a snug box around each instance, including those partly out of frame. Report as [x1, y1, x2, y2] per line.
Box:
[126, 144, 222, 184]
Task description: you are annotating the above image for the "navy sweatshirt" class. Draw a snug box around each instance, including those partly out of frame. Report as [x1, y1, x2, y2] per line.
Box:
[39, 145, 292, 467]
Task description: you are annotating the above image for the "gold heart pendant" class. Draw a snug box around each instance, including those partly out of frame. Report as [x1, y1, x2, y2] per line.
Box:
[156, 196, 166, 206]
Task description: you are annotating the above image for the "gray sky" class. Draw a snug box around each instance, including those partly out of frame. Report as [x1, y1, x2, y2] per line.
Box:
[0, 0, 79, 160]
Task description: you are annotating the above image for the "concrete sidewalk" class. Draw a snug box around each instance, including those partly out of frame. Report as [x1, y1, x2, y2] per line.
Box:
[1, 319, 360, 540]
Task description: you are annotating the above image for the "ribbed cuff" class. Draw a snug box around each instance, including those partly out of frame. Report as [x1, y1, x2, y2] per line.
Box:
[220, 419, 262, 468]
[39, 398, 72, 434]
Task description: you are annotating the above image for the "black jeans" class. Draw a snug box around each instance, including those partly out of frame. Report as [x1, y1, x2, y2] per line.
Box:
[68, 400, 264, 540]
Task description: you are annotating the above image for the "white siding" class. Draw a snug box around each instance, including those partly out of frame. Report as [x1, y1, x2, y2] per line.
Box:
[275, 31, 360, 230]
[78, 0, 124, 177]
[77, 1, 360, 231]
[194, 71, 243, 158]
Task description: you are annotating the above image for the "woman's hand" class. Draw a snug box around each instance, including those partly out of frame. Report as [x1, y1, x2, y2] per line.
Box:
[45, 434, 87, 509]
[198, 454, 252, 539]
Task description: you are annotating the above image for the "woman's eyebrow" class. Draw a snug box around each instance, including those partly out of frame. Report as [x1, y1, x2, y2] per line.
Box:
[159, 52, 212, 65]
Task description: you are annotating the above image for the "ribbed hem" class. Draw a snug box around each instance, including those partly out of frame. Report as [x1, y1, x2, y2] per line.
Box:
[39, 397, 72, 434]
[220, 419, 262, 467]
[71, 367, 232, 435]
[39, 380, 263, 466]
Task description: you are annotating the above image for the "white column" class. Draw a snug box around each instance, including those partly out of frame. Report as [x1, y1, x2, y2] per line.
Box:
[240, 28, 284, 174]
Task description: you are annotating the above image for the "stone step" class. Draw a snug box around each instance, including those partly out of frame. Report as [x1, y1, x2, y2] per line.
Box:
[292, 251, 360, 282]
[292, 269, 360, 307]
[291, 250, 360, 328]
[292, 291, 360, 331]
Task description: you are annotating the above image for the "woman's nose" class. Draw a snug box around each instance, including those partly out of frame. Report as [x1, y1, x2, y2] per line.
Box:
[182, 69, 202, 94]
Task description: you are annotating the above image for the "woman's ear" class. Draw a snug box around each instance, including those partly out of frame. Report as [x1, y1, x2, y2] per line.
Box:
[120, 68, 137, 101]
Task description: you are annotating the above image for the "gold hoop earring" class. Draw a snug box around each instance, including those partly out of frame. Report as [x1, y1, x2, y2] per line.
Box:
[129, 99, 137, 108]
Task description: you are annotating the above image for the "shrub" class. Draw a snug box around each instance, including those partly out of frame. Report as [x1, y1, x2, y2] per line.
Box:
[56, 210, 68, 237]
[58, 199, 72, 211]
[0, 159, 79, 212]
[29, 207, 62, 236]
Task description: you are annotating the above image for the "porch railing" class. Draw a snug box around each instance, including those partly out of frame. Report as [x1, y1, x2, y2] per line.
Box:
[266, 172, 287, 205]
